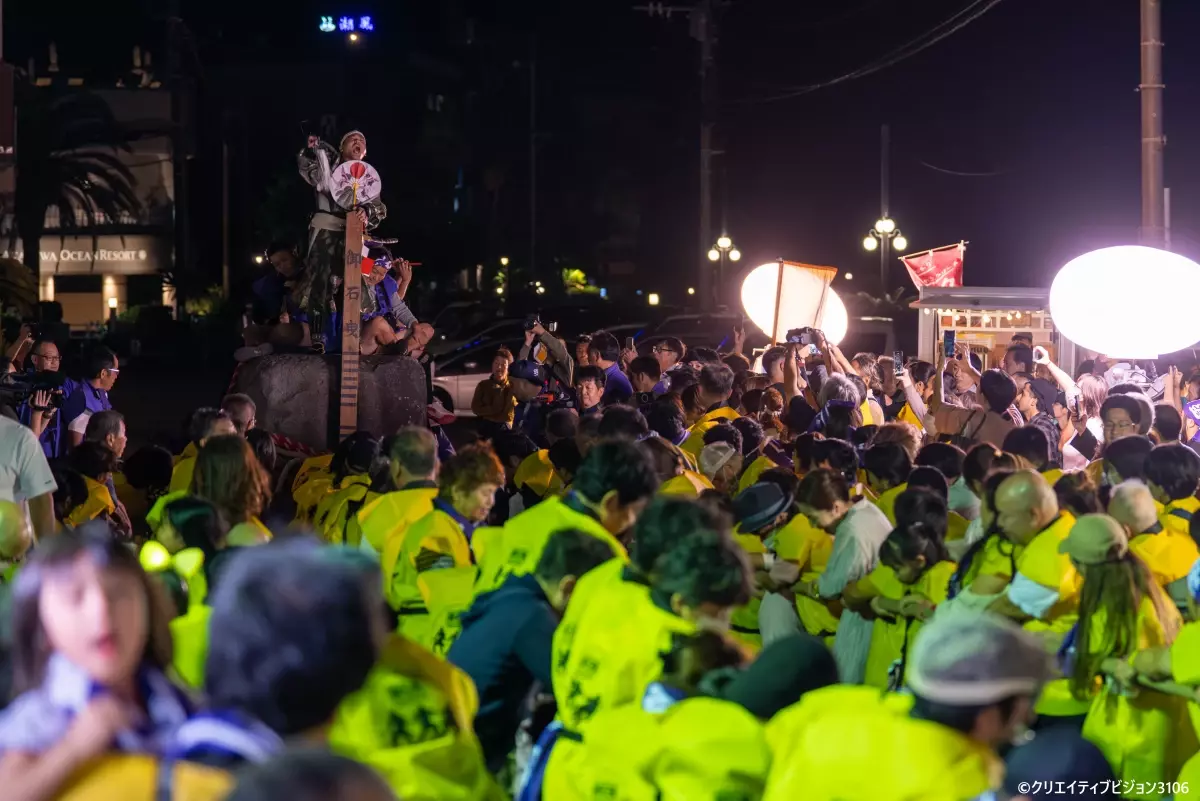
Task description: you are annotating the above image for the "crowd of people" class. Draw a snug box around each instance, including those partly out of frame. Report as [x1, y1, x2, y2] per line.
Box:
[4, 309, 1200, 801]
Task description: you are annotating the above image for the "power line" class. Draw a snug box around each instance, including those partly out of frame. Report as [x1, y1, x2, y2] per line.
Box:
[735, 0, 1006, 105]
[918, 159, 1007, 177]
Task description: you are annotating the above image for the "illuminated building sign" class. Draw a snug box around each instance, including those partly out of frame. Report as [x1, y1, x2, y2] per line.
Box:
[320, 15, 374, 33]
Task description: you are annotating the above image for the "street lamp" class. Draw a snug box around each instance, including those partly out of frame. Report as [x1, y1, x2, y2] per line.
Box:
[500, 256, 510, 267]
[863, 216, 907, 289]
[708, 234, 740, 304]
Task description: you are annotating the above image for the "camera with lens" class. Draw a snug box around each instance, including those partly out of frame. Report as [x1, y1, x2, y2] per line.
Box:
[0, 370, 66, 409]
[524, 315, 557, 333]
[785, 327, 820, 346]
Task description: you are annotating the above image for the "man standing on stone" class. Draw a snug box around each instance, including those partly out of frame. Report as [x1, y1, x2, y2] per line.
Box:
[298, 130, 387, 353]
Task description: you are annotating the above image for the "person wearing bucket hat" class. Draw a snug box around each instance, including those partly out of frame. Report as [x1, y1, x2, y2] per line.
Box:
[763, 614, 1050, 801]
[1054, 514, 1192, 791]
[728, 482, 793, 648]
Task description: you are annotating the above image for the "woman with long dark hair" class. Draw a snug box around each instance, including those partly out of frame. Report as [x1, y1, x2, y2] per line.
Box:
[193, 435, 272, 548]
[0, 526, 187, 800]
[1059, 514, 1194, 794]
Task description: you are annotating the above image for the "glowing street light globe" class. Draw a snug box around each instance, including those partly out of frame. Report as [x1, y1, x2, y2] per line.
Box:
[1049, 245, 1200, 358]
[707, 249, 721, 262]
[863, 236, 879, 252]
[717, 235, 733, 249]
[740, 261, 848, 345]
[880, 218, 896, 234]
[729, 249, 742, 262]
[893, 235, 908, 251]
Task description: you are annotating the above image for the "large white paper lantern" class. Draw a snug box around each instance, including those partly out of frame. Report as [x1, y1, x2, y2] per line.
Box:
[740, 261, 848, 344]
[1049, 245, 1200, 358]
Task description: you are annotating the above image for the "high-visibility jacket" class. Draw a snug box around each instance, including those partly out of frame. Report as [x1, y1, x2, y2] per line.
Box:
[473, 495, 625, 596]
[514, 449, 564, 499]
[312, 474, 374, 546]
[680, 405, 740, 459]
[729, 531, 766, 648]
[871, 483, 907, 526]
[1015, 513, 1086, 717]
[330, 635, 502, 801]
[856, 561, 956, 689]
[1080, 595, 1195, 799]
[358, 481, 439, 568]
[1160, 496, 1200, 540]
[658, 470, 713, 498]
[764, 685, 1002, 801]
[169, 456, 196, 494]
[393, 507, 477, 653]
[66, 476, 116, 528]
[737, 454, 775, 496]
[1131, 525, 1200, 588]
[551, 565, 694, 733]
[541, 696, 770, 801]
[773, 514, 838, 639]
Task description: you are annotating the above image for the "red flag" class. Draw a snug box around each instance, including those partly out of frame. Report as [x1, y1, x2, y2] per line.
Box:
[901, 242, 965, 289]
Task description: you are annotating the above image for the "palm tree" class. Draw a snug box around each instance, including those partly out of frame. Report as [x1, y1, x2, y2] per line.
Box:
[13, 90, 141, 281]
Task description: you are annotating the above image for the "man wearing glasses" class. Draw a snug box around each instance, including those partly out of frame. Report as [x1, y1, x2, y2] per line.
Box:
[651, 337, 685, 395]
[61, 345, 119, 448]
[11, 337, 68, 459]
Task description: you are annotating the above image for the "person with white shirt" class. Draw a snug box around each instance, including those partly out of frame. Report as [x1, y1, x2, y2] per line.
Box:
[791, 467, 892, 684]
[0, 412, 57, 541]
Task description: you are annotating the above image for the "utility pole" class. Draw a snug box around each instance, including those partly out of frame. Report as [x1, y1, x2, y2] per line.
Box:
[879, 124, 890, 290]
[1139, 0, 1165, 249]
[167, 0, 193, 314]
[634, 1, 722, 309]
[529, 38, 537, 285]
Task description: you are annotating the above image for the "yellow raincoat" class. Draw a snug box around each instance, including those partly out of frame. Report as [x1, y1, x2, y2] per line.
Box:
[1131, 525, 1200, 589]
[312, 474, 374, 546]
[514, 449, 564, 499]
[1078, 596, 1195, 799]
[765, 685, 1003, 801]
[291, 452, 333, 494]
[541, 696, 770, 801]
[737, 454, 775, 495]
[773, 514, 838, 641]
[65, 476, 116, 528]
[473, 494, 626, 595]
[168, 456, 197, 494]
[330, 635, 502, 801]
[1171, 623, 1200, 800]
[658, 469, 713, 498]
[360, 480, 438, 563]
[1160, 496, 1200, 540]
[1014, 514, 1086, 717]
[872, 482, 907, 526]
[551, 566, 694, 733]
[680, 405, 741, 459]
[729, 531, 766, 648]
[857, 561, 956, 689]
[393, 506, 476, 652]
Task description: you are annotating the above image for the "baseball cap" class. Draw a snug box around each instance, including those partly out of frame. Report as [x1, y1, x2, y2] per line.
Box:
[509, 359, 546, 384]
[1058, 514, 1129, 565]
[905, 614, 1051, 705]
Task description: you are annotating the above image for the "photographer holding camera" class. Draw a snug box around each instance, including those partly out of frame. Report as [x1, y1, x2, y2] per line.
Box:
[519, 315, 575, 394]
[5, 336, 69, 460]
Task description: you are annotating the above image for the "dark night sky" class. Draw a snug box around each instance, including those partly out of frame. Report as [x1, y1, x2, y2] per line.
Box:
[8, 0, 1200, 298]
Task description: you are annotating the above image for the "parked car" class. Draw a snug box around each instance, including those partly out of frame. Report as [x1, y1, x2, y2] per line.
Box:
[431, 338, 526, 416]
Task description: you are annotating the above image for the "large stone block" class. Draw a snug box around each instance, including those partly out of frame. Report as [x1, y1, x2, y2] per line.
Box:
[230, 354, 427, 450]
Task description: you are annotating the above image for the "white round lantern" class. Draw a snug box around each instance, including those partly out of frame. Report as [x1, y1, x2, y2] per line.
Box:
[1049, 246, 1200, 358]
[740, 261, 848, 345]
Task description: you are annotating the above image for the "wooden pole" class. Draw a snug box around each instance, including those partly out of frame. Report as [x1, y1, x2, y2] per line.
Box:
[770, 259, 785, 345]
[339, 212, 364, 441]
